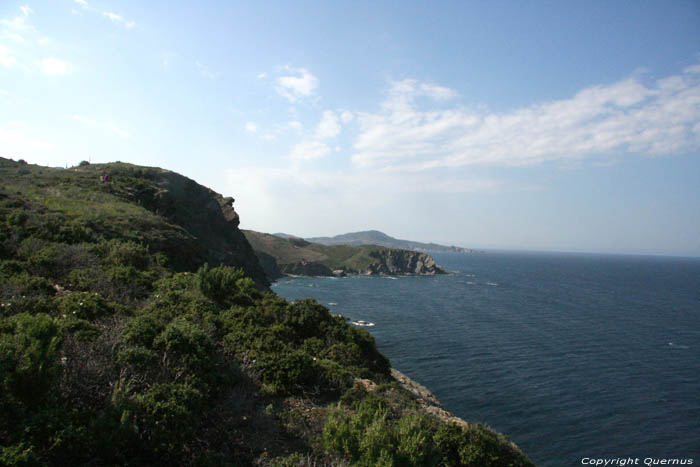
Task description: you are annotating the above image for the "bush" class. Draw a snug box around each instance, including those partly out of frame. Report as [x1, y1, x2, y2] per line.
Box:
[0, 313, 62, 406]
[133, 382, 204, 455]
[56, 292, 115, 321]
[0, 272, 55, 299]
[196, 264, 258, 307]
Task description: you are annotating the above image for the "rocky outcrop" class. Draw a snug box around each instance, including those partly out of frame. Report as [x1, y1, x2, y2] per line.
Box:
[366, 249, 446, 275]
[104, 165, 269, 289]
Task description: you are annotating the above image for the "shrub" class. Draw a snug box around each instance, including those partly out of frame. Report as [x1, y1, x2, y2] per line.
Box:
[196, 264, 258, 307]
[134, 382, 204, 455]
[0, 313, 62, 406]
[152, 318, 215, 377]
[56, 292, 115, 321]
[0, 272, 55, 299]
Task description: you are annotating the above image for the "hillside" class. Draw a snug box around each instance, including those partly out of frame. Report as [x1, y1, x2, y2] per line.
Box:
[243, 230, 447, 280]
[307, 229, 478, 253]
[0, 158, 533, 466]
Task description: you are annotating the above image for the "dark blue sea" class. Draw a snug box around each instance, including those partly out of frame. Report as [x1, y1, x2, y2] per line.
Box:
[272, 251, 700, 466]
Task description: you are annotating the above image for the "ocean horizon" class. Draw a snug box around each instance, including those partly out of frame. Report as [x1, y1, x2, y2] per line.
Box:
[273, 250, 700, 466]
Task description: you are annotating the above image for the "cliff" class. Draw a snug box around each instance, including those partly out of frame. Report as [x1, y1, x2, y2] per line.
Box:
[243, 230, 446, 280]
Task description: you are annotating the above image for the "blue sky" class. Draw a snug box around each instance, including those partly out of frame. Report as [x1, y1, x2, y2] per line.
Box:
[1, 1, 699, 256]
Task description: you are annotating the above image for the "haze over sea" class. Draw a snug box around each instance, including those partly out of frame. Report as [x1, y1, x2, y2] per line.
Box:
[273, 251, 700, 466]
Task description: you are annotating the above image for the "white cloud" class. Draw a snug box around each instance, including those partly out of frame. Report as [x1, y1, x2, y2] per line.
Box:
[74, 0, 89, 7]
[289, 141, 331, 161]
[275, 67, 318, 102]
[107, 122, 129, 139]
[340, 110, 354, 123]
[420, 83, 458, 100]
[316, 110, 341, 139]
[245, 122, 258, 133]
[39, 57, 72, 75]
[0, 14, 32, 32]
[0, 45, 17, 67]
[352, 68, 700, 170]
[257, 72, 267, 79]
[102, 11, 135, 29]
[20, 5, 33, 17]
[0, 89, 8, 96]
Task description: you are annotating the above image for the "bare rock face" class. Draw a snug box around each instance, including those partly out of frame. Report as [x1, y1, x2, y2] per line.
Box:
[366, 249, 446, 275]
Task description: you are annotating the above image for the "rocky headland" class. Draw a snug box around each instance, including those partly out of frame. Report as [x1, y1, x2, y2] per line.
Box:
[243, 230, 446, 281]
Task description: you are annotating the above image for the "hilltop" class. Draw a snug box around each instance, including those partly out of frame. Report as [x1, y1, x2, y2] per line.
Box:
[0, 158, 532, 466]
[243, 230, 446, 281]
[306, 230, 478, 253]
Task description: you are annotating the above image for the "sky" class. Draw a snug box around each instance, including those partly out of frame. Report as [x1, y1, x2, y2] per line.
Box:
[1, 1, 699, 257]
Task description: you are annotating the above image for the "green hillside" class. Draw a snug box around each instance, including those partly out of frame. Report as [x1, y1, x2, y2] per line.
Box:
[0, 158, 533, 466]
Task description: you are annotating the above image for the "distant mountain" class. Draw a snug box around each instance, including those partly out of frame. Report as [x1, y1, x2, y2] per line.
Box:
[306, 230, 477, 253]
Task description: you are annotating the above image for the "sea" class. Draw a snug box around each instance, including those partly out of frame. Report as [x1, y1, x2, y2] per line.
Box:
[272, 251, 700, 466]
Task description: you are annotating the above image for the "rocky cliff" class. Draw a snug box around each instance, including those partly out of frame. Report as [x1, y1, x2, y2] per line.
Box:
[365, 249, 444, 275]
[124, 168, 269, 288]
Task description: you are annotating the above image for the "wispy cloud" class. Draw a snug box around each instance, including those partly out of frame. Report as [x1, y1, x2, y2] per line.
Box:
[19, 5, 33, 17]
[107, 122, 129, 139]
[39, 57, 72, 75]
[352, 68, 700, 170]
[275, 67, 318, 103]
[245, 122, 258, 133]
[196, 60, 220, 79]
[0, 8, 34, 32]
[103, 11, 135, 29]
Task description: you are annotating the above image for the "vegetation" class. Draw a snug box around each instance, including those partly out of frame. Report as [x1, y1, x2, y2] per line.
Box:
[0, 158, 533, 465]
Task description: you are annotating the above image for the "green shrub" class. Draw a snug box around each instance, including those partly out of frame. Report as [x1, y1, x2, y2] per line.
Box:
[121, 314, 163, 347]
[104, 240, 150, 270]
[0, 273, 55, 299]
[5, 210, 28, 227]
[153, 318, 215, 376]
[56, 292, 114, 321]
[196, 264, 258, 307]
[0, 442, 41, 466]
[0, 313, 62, 406]
[134, 382, 204, 454]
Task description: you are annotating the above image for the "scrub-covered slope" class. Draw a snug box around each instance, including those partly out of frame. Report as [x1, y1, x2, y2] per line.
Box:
[0, 158, 533, 466]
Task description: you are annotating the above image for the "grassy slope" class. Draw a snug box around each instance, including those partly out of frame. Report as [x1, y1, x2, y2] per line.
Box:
[0, 159, 533, 466]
